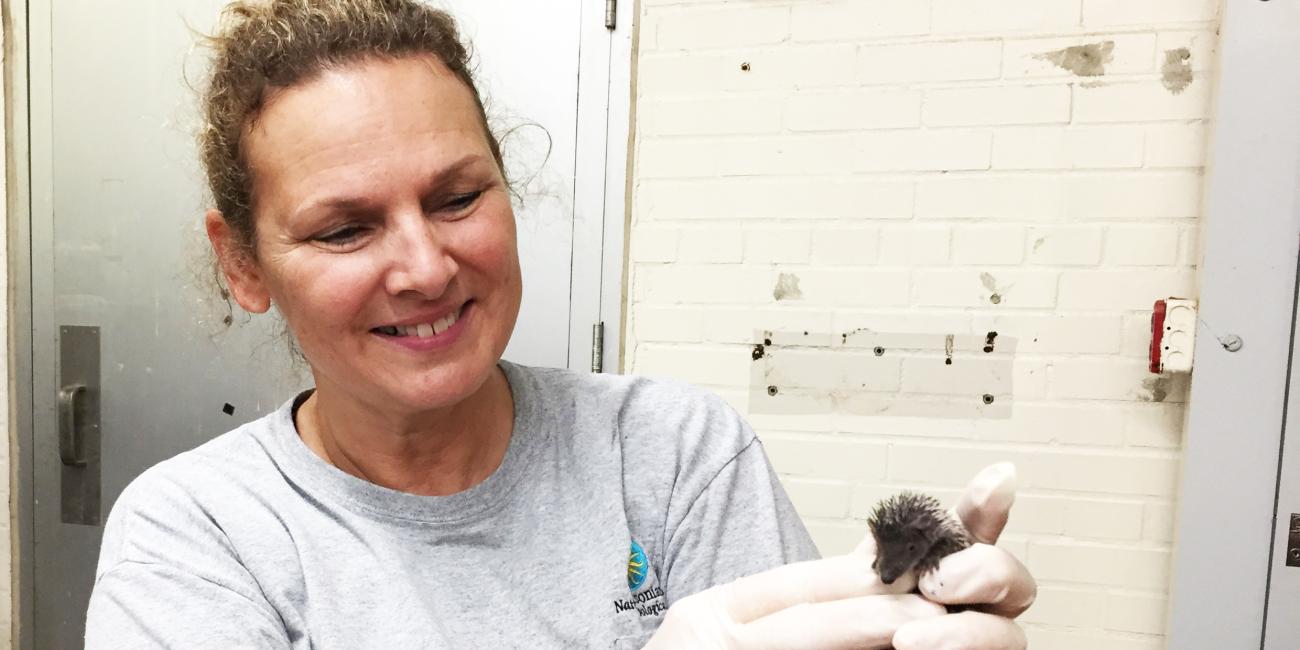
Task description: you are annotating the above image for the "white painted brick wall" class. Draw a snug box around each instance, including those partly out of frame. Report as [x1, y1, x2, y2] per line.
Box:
[627, 1, 1220, 647]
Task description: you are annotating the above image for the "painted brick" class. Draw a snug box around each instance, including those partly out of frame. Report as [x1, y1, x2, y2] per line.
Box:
[1156, 30, 1218, 73]
[711, 135, 859, 177]
[951, 226, 1027, 265]
[700, 307, 834, 345]
[783, 479, 854, 519]
[1144, 502, 1177, 543]
[637, 138, 720, 179]
[634, 344, 751, 386]
[724, 45, 860, 92]
[811, 227, 881, 265]
[1179, 226, 1202, 266]
[1003, 33, 1156, 79]
[786, 89, 923, 132]
[635, 265, 773, 305]
[1105, 225, 1181, 266]
[913, 269, 1059, 308]
[1003, 495, 1066, 535]
[972, 313, 1123, 354]
[857, 130, 992, 173]
[639, 178, 915, 221]
[637, 53, 725, 96]
[678, 227, 745, 263]
[762, 435, 889, 480]
[633, 305, 706, 343]
[1021, 587, 1108, 627]
[1015, 360, 1050, 399]
[1027, 225, 1105, 266]
[992, 126, 1144, 170]
[857, 41, 1002, 85]
[924, 85, 1072, 127]
[802, 520, 865, 557]
[1049, 357, 1187, 402]
[629, 227, 678, 263]
[917, 176, 1065, 221]
[1145, 122, 1209, 168]
[744, 228, 813, 264]
[790, 1, 931, 42]
[1065, 173, 1203, 220]
[1124, 403, 1186, 448]
[1064, 499, 1145, 540]
[1083, 0, 1219, 27]
[878, 226, 951, 266]
[1026, 628, 1163, 650]
[1028, 541, 1171, 589]
[654, 6, 789, 50]
[640, 96, 784, 136]
[887, 444, 1180, 496]
[1058, 269, 1197, 310]
[794, 269, 913, 307]
[1106, 593, 1168, 635]
[972, 402, 1126, 446]
[931, 0, 1082, 33]
[830, 311, 974, 338]
[1119, 312, 1154, 357]
[1074, 80, 1214, 123]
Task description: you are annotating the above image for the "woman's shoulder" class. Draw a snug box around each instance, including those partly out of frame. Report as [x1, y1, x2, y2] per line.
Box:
[98, 414, 290, 568]
[507, 362, 757, 472]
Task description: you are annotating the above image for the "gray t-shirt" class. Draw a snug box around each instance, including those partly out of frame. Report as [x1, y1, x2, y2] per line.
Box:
[85, 362, 819, 649]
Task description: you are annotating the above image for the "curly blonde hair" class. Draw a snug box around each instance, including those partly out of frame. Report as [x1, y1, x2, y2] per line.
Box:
[200, 0, 502, 254]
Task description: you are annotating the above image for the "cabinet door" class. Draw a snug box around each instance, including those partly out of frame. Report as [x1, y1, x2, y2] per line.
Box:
[28, 1, 590, 646]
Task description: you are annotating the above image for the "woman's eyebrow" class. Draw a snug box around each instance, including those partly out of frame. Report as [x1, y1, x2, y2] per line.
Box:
[292, 153, 491, 220]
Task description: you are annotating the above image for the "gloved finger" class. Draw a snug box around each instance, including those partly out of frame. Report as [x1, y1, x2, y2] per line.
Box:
[915, 544, 1036, 617]
[733, 594, 946, 650]
[950, 462, 1017, 544]
[718, 549, 914, 626]
[893, 610, 1027, 650]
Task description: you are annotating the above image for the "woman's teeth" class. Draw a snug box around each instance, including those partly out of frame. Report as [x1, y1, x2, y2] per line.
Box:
[377, 309, 461, 338]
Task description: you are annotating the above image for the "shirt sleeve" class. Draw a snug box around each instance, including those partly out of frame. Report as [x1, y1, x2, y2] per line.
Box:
[660, 436, 822, 603]
[84, 468, 291, 649]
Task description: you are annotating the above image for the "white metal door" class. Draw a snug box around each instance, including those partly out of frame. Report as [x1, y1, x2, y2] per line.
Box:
[23, 1, 618, 646]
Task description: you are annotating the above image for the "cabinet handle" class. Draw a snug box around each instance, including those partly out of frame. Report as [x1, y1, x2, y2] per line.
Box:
[58, 384, 88, 467]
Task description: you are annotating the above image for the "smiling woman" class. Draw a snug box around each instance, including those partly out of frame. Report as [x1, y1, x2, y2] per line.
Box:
[81, 1, 1034, 648]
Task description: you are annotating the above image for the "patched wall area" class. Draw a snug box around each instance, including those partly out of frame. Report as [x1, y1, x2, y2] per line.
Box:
[625, 0, 1219, 647]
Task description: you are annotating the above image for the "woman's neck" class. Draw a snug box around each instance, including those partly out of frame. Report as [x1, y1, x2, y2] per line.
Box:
[296, 366, 515, 496]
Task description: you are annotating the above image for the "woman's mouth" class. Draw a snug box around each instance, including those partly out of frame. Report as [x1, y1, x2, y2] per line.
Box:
[374, 306, 463, 339]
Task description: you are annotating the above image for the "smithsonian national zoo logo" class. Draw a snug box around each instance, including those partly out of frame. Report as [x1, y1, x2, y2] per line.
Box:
[615, 540, 667, 618]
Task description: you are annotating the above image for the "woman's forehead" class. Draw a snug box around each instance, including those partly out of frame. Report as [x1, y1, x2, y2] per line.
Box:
[244, 56, 494, 208]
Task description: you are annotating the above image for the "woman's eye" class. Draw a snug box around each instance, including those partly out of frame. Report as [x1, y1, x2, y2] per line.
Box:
[443, 191, 482, 212]
[315, 226, 366, 246]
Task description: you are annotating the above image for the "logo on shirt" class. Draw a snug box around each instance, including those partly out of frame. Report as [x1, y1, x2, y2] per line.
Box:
[614, 539, 666, 618]
[627, 540, 649, 590]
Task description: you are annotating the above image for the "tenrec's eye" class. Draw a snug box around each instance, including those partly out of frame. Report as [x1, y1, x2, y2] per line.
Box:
[906, 544, 917, 553]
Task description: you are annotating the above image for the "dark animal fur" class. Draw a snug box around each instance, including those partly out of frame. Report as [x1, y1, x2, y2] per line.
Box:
[867, 492, 971, 584]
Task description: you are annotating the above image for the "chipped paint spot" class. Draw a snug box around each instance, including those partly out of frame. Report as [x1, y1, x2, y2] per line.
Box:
[773, 273, 803, 301]
[1036, 41, 1115, 77]
[1140, 376, 1171, 403]
[1033, 237, 1046, 252]
[1162, 48, 1193, 94]
[980, 272, 998, 292]
[752, 344, 766, 361]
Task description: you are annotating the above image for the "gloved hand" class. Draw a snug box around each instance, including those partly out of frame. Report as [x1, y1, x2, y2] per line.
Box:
[643, 463, 1035, 650]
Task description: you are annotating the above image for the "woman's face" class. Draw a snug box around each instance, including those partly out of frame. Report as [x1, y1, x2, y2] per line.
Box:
[219, 55, 522, 414]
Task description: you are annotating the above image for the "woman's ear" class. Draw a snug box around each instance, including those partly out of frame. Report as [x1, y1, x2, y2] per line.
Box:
[205, 209, 272, 314]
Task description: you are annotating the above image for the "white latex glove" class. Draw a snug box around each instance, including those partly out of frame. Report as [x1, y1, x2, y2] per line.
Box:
[643, 463, 1035, 650]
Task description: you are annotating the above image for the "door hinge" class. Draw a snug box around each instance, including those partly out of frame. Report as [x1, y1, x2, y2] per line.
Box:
[591, 322, 605, 373]
[605, 0, 617, 30]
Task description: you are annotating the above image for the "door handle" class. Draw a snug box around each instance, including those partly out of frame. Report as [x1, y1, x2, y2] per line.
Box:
[58, 383, 88, 467]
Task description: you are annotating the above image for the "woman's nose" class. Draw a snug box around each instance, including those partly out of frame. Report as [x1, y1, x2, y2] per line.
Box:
[383, 216, 459, 298]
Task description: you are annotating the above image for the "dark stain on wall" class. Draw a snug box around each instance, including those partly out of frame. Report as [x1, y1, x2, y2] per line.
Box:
[773, 272, 803, 301]
[1036, 40, 1115, 77]
[1162, 48, 1193, 94]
